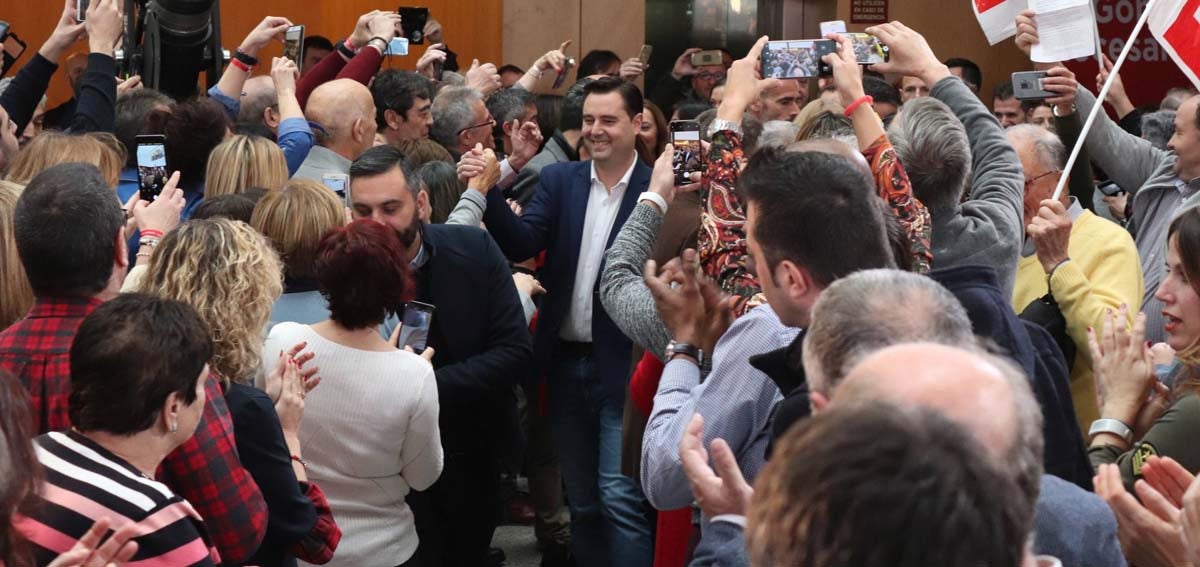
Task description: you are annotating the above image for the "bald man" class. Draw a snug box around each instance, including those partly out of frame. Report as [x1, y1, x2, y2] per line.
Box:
[237, 76, 281, 132]
[295, 79, 378, 182]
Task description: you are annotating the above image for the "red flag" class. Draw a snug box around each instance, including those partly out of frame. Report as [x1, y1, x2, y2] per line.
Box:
[1149, 0, 1200, 89]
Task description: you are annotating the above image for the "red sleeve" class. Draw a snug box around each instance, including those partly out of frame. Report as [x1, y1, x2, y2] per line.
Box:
[336, 47, 384, 84]
[296, 49, 350, 110]
[287, 482, 342, 564]
[630, 351, 666, 416]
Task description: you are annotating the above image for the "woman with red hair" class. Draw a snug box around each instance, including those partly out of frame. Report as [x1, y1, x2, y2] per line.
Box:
[263, 220, 444, 567]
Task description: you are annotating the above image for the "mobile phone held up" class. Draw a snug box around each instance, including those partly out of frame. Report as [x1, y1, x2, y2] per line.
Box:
[136, 135, 168, 202]
[553, 57, 576, 89]
[1012, 71, 1053, 100]
[637, 44, 653, 66]
[76, 0, 89, 22]
[690, 50, 723, 67]
[322, 174, 349, 201]
[762, 40, 835, 79]
[671, 120, 702, 186]
[844, 33, 889, 65]
[397, 301, 436, 354]
[398, 7, 430, 45]
[283, 25, 305, 67]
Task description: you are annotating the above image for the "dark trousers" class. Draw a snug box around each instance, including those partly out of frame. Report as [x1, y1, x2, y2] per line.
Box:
[408, 448, 502, 567]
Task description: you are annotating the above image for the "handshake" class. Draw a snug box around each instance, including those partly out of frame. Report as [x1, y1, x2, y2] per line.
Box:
[457, 143, 502, 192]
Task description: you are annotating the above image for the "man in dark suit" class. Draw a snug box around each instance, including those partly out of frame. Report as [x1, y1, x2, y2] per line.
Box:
[347, 145, 532, 567]
[480, 77, 655, 567]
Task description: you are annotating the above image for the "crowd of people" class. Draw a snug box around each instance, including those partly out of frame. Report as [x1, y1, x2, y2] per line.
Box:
[7, 1, 1200, 566]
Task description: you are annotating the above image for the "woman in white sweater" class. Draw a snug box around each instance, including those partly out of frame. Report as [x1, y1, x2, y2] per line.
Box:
[263, 219, 443, 567]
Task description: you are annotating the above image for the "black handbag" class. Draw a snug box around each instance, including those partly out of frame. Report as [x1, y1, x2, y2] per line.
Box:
[1019, 293, 1076, 373]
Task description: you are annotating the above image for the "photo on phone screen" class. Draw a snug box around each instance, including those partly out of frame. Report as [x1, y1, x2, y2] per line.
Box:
[671, 121, 702, 185]
[761, 40, 835, 79]
[136, 137, 167, 202]
[283, 25, 304, 66]
[387, 37, 409, 56]
[322, 174, 348, 200]
[845, 33, 889, 65]
[398, 7, 430, 45]
[397, 301, 435, 354]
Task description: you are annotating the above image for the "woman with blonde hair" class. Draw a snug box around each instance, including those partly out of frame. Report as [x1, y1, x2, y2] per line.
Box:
[138, 218, 342, 566]
[0, 181, 33, 328]
[205, 135, 290, 199]
[251, 179, 347, 326]
[3, 132, 125, 187]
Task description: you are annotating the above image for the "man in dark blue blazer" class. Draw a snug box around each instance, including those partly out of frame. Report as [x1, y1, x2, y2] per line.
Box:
[348, 146, 532, 567]
[481, 77, 655, 567]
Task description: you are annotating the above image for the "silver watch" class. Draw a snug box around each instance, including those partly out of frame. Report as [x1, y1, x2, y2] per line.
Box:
[1088, 418, 1132, 442]
[666, 341, 705, 367]
[707, 118, 743, 139]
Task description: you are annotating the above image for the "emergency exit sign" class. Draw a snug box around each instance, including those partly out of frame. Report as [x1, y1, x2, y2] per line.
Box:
[851, 0, 889, 23]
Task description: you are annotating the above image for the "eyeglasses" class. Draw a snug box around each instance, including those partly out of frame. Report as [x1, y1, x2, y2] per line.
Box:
[457, 117, 496, 136]
[696, 72, 726, 82]
[1024, 170, 1059, 188]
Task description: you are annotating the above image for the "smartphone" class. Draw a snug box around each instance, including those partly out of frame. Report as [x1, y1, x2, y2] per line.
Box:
[398, 7, 430, 45]
[283, 25, 304, 66]
[1097, 179, 1125, 197]
[637, 44, 653, 66]
[76, 0, 89, 22]
[322, 174, 349, 200]
[845, 33, 889, 65]
[397, 301, 435, 354]
[690, 49, 723, 67]
[432, 59, 444, 80]
[670, 120, 702, 185]
[553, 56, 575, 89]
[761, 40, 836, 79]
[136, 135, 167, 202]
[1012, 71, 1053, 100]
[820, 20, 848, 36]
[387, 37, 410, 56]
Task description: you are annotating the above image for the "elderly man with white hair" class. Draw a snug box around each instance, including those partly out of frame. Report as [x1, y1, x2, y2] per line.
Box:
[1006, 123, 1144, 433]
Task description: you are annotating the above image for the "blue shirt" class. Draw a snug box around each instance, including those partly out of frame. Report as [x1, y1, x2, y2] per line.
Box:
[207, 86, 314, 176]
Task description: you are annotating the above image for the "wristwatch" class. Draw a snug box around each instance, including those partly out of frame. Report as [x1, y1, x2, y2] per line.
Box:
[1088, 418, 1133, 443]
[666, 341, 704, 367]
[706, 118, 743, 139]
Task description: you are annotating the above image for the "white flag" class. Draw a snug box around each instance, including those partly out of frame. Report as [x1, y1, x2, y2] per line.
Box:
[973, 0, 1030, 45]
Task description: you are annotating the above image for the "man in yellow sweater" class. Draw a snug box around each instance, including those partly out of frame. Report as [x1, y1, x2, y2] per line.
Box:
[1008, 124, 1144, 434]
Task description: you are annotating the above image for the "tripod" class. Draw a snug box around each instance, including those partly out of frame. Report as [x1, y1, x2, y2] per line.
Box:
[121, 0, 224, 100]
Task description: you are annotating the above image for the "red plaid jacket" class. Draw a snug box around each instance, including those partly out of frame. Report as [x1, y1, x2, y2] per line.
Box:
[0, 296, 269, 563]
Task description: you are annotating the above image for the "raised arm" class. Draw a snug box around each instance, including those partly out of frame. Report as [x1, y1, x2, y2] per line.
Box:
[269, 57, 314, 176]
[212, 17, 294, 110]
[0, 0, 86, 135]
[516, 41, 573, 92]
[64, 0, 123, 134]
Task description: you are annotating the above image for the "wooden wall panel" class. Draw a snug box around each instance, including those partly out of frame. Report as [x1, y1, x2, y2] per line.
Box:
[502, 0, 581, 95]
[4, 0, 503, 106]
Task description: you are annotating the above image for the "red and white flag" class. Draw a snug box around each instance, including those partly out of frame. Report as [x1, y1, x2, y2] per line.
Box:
[973, 0, 1029, 45]
[1148, 0, 1200, 90]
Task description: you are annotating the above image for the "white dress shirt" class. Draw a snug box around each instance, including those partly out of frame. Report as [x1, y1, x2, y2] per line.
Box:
[559, 155, 638, 342]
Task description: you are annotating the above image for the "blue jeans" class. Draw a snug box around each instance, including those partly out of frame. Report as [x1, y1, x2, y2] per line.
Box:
[550, 353, 654, 567]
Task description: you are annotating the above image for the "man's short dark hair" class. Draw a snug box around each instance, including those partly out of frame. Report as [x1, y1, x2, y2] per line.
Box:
[945, 57, 983, 92]
[560, 78, 594, 132]
[164, 98, 231, 183]
[675, 100, 713, 121]
[577, 50, 621, 79]
[303, 35, 334, 58]
[191, 192, 261, 223]
[14, 163, 125, 297]
[371, 70, 435, 129]
[740, 148, 894, 288]
[863, 76, 901, 109]
[993, 79, 1015, 101]
[487, 88, 536, 141]
[114, 89, 174, 168]
[582, 76, 643, 120]
[498, 64, 525, 76]
[315, 220, 411, 329]
[748, 402, 1028, 567]
[69, 294, 213, 435]
[350, 145, 417, 195]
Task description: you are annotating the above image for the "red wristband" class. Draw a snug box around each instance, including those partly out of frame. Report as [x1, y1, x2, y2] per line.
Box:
[230, 59, 253, 73]
[291, 455, 307, 469]
[140, 229, 164, 239]
[843, 95, 874, 117]
[344, 37, 357, 50]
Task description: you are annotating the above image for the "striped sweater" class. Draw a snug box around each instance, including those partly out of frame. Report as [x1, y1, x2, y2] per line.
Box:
[16, 430, 220, 567]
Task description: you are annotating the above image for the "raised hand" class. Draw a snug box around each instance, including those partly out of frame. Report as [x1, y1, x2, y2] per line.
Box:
[645, 249, 709, 346]
[1015, 10, 1039, 58]
[39, 0, 88, 63]
[1095, 463, 1191, 567]
[274, 356, 305, 435]
[1098, 55, 1135, 117]
[86, 0, 125, 57]
[620, 57, 647, 81]
[1088, 306, 1156, 429]
[719, 36, 782, 120]
[128, 170, 185, 235]
[467, 59, 503, 96]
[823, 33, 866, 109]
[509, 120, 543, 169]
[865, 21, 949, 87]
[457, 143, 487, 185]
[469, 148, 502, 192]
[1027, 199, 1072, 275]
[680, 414, 754, 518]
[534, 41, 573, 74]
[238, 16, 293, 57]
[368, 12, 404, 44]
[349, 10, 384, 50]
[417, 43, 449, 78]
[671, 48, 704, 80]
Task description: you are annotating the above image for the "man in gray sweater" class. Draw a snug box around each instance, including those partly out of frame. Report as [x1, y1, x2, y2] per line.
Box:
[879, 23, 1026, 296]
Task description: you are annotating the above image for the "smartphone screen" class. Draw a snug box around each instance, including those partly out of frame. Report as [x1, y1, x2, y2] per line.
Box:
[387, 37, 410, 56]
[397, 301, 435, 354]
[671, 121, 702, 185]
[322, 174, 348, 200]
[398, 7, 430, 44]
[845, 33, 889, 65]
[136, 136, 167, 202]
[76, 0, 89, 22]
[761, 40, 835, 79]
[283, 25, 304, 66]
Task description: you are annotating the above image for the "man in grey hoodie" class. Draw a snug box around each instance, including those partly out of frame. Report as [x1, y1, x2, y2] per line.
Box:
[878, 22, 1026, 297]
